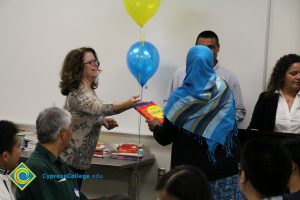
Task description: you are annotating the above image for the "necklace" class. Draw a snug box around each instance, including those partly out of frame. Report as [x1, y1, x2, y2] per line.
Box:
[285, 96, 294, 104]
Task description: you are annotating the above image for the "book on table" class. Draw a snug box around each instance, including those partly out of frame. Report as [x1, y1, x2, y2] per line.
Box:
[93, 143, 116, 158]
[93, 143, 145, 160]
[112, 143, 144, 160]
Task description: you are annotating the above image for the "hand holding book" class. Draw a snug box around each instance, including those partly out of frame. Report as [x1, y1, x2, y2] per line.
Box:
[146, 118, 161, 132]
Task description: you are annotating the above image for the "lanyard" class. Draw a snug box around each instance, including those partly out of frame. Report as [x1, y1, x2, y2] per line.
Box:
[3, 179, 9, 193]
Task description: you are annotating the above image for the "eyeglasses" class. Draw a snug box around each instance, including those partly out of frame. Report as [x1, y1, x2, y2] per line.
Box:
[195, 44, 219, 50]
[206, 45, 218, 50]
[83, 59, 100, 67]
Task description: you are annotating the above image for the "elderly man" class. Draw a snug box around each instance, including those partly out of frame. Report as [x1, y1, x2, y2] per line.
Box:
[16, 107, 85, 200]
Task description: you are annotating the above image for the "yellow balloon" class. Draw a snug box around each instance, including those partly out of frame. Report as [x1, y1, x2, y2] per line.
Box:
[123, 0, 160, 27]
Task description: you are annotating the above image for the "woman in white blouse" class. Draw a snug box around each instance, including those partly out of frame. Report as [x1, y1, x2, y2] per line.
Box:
[248, 54, 300, 133]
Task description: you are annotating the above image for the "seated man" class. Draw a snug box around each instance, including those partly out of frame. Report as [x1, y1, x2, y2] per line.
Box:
[16, 107, 85, 200]
[239, 138, 292, 200]
[0, 120, 20, 200]
[282, 137, 300, 200]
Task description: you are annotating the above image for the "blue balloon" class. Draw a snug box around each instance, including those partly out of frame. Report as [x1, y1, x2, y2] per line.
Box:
[127, 41, 160, 86]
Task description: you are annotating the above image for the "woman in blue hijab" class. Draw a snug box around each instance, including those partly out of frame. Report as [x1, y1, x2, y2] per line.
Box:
[147, 45, 244, 200]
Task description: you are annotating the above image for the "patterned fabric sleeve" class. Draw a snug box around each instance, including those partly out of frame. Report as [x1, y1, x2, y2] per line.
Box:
[69, 88, 116, 116]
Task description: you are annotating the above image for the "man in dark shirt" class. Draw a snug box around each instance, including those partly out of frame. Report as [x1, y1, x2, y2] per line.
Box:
[16, 107, 86, 200]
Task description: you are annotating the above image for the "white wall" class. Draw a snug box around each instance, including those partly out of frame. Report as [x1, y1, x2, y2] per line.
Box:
[0, 0, 270, 134]
[266, 0, 300, 83]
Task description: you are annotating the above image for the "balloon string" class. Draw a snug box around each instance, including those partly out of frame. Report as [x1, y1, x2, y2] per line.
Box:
[139, 27, 144, 65]
[140, 26, 144, 45]
[140, 27, 142, 43]
[138, 73, 142, 100]
[138, 85, 143, 160]
[136, 26, 145, 200]
[137, 73, 142, 153]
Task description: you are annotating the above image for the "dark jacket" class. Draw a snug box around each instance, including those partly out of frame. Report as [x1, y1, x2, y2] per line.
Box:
[16, 143, 80, 200]
[153, 118, 240, 181]
[283, 190, 300, 200]
[248, 92, 279, 131]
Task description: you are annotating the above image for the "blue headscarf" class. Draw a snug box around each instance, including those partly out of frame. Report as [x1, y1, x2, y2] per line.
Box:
[164, 45, 237, 164]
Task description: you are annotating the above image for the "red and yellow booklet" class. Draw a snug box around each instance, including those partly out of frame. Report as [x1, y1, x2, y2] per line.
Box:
[134, 101, 164, 123]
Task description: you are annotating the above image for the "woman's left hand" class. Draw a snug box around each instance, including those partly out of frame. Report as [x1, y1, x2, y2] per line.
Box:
[112, 95, 144, 113]
[103, 118, 118, 130]
[146, 118, 161, 132]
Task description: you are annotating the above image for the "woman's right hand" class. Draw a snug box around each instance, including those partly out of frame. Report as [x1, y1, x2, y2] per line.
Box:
[127, 95, 143, 108]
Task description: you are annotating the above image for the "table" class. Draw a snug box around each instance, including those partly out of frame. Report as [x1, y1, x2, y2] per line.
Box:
[21, 150, 155, 200]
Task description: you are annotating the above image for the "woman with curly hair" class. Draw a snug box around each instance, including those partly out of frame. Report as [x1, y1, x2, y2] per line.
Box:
[248, 54, 300, 132]
[59, 47, 142, 188]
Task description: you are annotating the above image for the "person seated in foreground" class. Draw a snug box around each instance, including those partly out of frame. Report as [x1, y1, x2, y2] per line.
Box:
[16, 107, 86, 200]
[0, 120, 20, 200]
[156, 165, 213, 200]
[239, 138, 292, 200]
[282, 137, 300, 200]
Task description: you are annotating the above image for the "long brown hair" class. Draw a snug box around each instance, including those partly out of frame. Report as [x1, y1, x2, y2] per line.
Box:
[59, 47, 99, 96]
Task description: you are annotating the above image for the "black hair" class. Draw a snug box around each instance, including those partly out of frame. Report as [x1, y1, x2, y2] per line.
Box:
[98, 194, 131, 200]
[196, 30, 219, 46]
[0, 120, 18, 154]
[156, 165, 213, 200]
[241, 138, 292, 197]
[267, 54, 300, 95]
[282, 136, 300, 168]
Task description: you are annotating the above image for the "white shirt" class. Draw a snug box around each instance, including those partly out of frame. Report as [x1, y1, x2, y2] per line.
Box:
[167, 64, 246, 124]
[0, 174, 15, 200]
[275, 90, 300, 133]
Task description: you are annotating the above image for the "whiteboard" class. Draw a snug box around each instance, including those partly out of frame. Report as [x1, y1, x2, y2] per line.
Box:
[0, 0, 270, 135]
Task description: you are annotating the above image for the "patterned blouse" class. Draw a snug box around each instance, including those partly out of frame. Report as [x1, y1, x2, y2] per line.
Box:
[60, 85, 115, 170]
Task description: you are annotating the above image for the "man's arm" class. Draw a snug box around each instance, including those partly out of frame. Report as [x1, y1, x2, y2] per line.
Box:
[166, 67, 186, 100]
[231, 81, 246, 124]
[215, 66, 246, 124]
